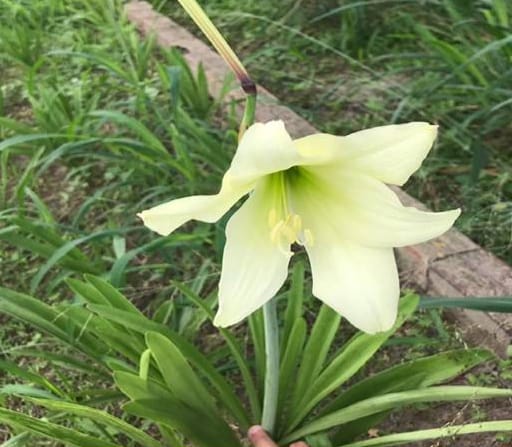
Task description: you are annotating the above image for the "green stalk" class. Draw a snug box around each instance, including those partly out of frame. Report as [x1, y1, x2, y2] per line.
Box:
[261, 297, 280, 435]
[238, 92, 257, 141]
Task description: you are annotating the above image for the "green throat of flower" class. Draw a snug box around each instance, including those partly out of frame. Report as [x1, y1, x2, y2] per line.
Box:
[266, 169, 314, 255]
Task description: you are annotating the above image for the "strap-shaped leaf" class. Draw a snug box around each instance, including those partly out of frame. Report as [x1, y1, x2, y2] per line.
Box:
[249, 309, 266, 393]
[126, 399, 241, 447]
[145, 331, 217, 416]
[28, 398, 161, 447]
[0, 407, 121, 447]
[115, 371, 241, 447]
[91, 304, 249, 427]
[290, 304, 341, 411]
[420, 296, 512, 313]
[281, 386, 512, 443]
[281, 261, 305, 352]
[341, 420, 512, 447]
[286, 294, 418, 432]
[326, 348, 493, 444]
[0, 360, 64, 397]
[0, 287, 107, 359]
[278, 317, 307, 430]
[85, 274, 144, 315]
[173, 280, 260, 423]
[66, 278, 110, 306]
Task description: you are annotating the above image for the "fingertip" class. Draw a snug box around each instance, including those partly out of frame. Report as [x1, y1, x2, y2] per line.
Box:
[247, 425, 276, 447]
[290, 442, 308, 447]
[248, 425, 264, 439]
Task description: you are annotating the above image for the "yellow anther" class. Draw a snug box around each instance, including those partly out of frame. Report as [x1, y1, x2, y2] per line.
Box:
[269, 212, 308, 249]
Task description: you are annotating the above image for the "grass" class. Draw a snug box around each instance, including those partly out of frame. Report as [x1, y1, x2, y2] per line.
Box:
[160, 0, 512, 264]
[0, 0, 511, 446]
[0, 1, 236, 442]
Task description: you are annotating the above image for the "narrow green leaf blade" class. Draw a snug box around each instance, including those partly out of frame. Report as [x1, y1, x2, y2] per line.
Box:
[281, 386, 512, 443]
[0, 407, 122, 447]
[287, 294, 418, 432]
[341, 421, 512, 447]
[328, 349, 493, 444]
[90, 304, 248, 427]
[420, 296, 512, 313]
[145, 331, 217, 416]
[29, 398, 161, 447]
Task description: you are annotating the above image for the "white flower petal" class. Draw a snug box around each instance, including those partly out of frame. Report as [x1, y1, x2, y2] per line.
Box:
[294, 122, 438, 186]
[308, 236, 399, 334]
[138, 180, 251, 236]
[291, 167, 460, 248]
[226, 121, 303, 183]
[139, 120, 302, 237]
[291, 183, 400, 333]
[214, 178, 292, 327]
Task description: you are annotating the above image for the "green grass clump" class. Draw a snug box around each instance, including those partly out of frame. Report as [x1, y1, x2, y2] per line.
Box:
[0, 0, 235, 298]
[1, 1, 237, 441]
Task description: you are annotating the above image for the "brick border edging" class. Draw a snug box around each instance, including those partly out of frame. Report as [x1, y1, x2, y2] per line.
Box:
[125, 1, 512, 356]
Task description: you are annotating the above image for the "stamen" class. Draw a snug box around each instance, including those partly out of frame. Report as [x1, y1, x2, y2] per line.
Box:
[266, 172, 311, 252]
[270, 220, 286, 245]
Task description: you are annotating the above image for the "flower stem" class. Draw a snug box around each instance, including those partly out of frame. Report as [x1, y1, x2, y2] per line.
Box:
[262, 297, 280, 435]
[238, 92, 257, 141]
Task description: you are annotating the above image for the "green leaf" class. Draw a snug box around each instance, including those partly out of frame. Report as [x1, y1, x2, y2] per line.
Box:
[126, 399, 241, 447]
[287, 294, 418, 432]
[89, 304, 249, 427]
[328, 349, 494, 444]
[420, 296, 512, 313]
[145, 331, 217, 416]
[66, 278, 111, 307]
[146, 333, 240, 444]
[0, 407, 122, 447]
[30, 228, 122, 293]
[115, 372, 241, 447]
[173, 281, 260, 423]
[290, 304, 341, 411]
[281, 261, 305, 352]
[24, 187, 55, 224]
[1, 384, 57, 399]
[90, 110, 168, 154]
[0, 133, 63, 153]
[28, 398, 161, 447]
[281, 386, 512, 443]
[109, 233, 203, 287]
[11, 349, 109, 378]
[0, 287, 107, 359]
[278, 318, 307, 427]
[85, 275, 143, 315]
[341, 420, 512, 447]
[249, 309, 266, 393]
[0, 359, 64, 397]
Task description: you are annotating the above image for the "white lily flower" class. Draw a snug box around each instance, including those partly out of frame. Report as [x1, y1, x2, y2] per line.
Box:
[138, 121, 460, 334]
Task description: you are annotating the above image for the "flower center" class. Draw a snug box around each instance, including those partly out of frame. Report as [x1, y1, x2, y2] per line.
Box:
[266, 171, 314, 254]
